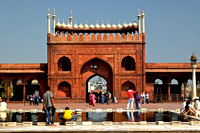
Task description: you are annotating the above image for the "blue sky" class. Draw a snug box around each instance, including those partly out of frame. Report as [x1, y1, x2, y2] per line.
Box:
[0, 0, 200, 63]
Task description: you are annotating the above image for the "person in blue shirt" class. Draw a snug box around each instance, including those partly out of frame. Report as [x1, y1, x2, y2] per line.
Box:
[101, 92, 105, 104]
[135, 92, 141, 110]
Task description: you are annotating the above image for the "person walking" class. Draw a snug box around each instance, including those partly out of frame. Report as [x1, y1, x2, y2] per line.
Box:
[29, 95, 34, 105]
[35, 94, 39, 105]
[89, 92, 96, 106]
[32, 93, 36, 106]
[126, 86, 136, 110]
[145, 92, 149, 104]
[43, 86, 56, 126]
[135, 92, 141, 110]
[141, 92, 145, 104]
[101, 92, 105, 104]
[106, 91, 111, 105]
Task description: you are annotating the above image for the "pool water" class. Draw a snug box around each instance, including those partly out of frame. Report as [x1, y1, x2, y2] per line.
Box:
[0, 111, 197, 124]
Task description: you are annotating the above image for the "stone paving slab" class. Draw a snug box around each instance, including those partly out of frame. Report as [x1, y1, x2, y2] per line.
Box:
[0, 125, 200, 133]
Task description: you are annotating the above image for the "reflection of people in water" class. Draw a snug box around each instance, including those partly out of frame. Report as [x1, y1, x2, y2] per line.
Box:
[135, 111, 141, 122]
[126, 111, 134, 122]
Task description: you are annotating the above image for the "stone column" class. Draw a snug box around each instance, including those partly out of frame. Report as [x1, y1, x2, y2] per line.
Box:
[183, 81, 187, 99]
[167, 83, 171, 102]
[192, 64, 197, 105]
[23, 80, 26, 102]
[6, 80, 10, 102]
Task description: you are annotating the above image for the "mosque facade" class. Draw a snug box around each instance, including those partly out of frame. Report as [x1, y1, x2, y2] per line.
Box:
[0, 9, 200, 103]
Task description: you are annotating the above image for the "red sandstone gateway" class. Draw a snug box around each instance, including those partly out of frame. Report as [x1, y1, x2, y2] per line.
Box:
[0, 9, 199, 103]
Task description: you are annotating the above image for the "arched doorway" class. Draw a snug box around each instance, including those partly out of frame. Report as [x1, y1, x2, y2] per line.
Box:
[57, 81, 71, 98]
[26, 79, 40, 100]
[81, 58, 113, 102]
[154, 78, 163, 102]
[11, 79, 23, 101]
[86, 75, 107, 102]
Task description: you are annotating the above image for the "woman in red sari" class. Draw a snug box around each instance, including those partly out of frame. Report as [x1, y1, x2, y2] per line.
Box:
[89, 92, 93, 105]
[91, 92, 96, 106]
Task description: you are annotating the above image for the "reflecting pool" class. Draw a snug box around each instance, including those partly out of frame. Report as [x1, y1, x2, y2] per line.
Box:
[0, 111, 198, 124]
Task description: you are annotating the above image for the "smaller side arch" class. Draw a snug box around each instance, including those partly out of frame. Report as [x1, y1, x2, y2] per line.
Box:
[57, 81, 71, 98]
[121, 81, 136, 97]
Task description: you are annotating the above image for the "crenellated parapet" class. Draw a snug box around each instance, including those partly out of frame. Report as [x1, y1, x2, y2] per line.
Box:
[47, 32, 142, 43]
[47, 9, 145, 43]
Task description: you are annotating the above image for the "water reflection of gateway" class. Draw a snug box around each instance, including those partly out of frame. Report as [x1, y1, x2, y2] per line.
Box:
[87, 112, 107, 122]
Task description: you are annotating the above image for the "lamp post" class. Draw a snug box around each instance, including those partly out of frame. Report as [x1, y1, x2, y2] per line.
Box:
[190, 52, 197, 106]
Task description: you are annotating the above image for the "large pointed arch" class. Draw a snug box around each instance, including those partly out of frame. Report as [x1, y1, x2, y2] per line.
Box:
[80, 57, 113, 102]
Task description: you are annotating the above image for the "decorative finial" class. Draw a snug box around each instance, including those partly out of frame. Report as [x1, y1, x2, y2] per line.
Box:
[53, 8, 55, 15]
[70, 10, 72, 16]
[48, 8, 50, 14]
[118, 20, 120, 24]
[138, 8, 140, 14]
[97, 20, 98, 24]
[141, 10, 145, 17]
[102, 20, 104, 24]
[85, 20, 87, 24]
[108, 21, 110, 24]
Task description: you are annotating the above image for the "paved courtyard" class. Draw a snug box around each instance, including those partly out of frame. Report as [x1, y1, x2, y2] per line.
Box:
[7, 101, 182, 111]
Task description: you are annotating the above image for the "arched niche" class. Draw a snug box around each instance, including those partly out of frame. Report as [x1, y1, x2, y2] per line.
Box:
[121, 56, 136, 71]
[57, 81, 71, 98]
[121, 81, 136, 97]
[58, 56, 71, 71]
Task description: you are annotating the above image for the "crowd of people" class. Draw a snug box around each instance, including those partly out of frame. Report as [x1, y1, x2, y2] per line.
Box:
[29, 93, 42, 106]
[88, 91, 112, 106]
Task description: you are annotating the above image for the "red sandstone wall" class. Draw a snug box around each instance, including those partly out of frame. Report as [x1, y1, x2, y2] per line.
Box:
[48, 40, 144, 102]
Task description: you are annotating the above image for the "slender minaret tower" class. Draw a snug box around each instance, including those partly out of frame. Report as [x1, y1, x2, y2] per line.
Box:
[137, 9, 141, 34]
[52, 9, 56, 35]
[141, 11, 145, 33]
[69, 10, 73, 27]
[47, 9, 51, 33]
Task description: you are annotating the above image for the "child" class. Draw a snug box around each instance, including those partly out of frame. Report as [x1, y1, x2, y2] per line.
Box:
[59, 107, 77, 125]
